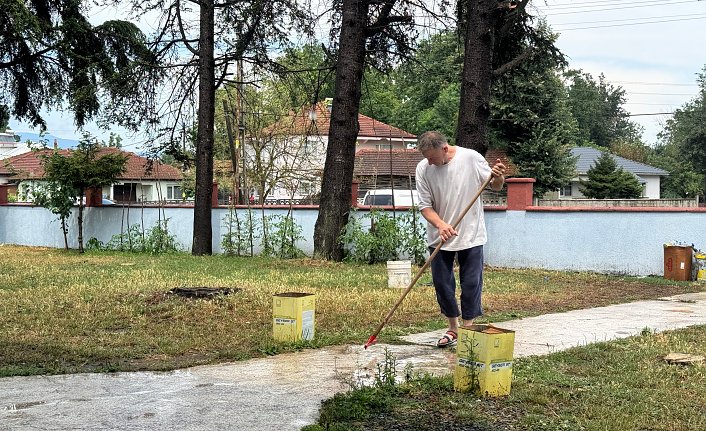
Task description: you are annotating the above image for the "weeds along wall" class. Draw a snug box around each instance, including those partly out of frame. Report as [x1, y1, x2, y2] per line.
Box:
[1, 204, 705, 276]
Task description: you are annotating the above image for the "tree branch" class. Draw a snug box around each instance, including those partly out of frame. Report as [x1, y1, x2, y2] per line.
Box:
[492, 46, 533, 78]
[176, 0, 199, 55]
[0, 46, 55, 69]
[498, 0, 528, 37]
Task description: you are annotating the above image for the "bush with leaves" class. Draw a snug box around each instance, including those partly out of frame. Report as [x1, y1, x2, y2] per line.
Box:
[97, 220, 180, 254]
[341, 209, 409, 264]
[264, 214, 305, 259]
[221, 209, 260, 256]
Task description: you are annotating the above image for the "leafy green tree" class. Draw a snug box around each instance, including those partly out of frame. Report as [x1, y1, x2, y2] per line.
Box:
[0, 0, 158, 130]
[138, 0, 312, 256]
[512, 131, 577, 198]
[656, 66, 706, 199]
[580, 152, 643, 199]
[455, 2, 565, 155]
[564, 70, 642, 148]
[32, 181, 76, 250]
[40, 134, 128, 252]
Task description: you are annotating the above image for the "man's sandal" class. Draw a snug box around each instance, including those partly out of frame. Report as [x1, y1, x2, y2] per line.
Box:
[436, 330, 457, 348]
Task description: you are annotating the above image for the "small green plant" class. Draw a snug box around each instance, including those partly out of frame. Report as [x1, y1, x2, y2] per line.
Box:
[397, 207, 427, 266]
[341, 209, 420, 264]
[374, 347, 399, 388]
[221, 209, 260, 256]
[457, 335, 481, 394]
[102, 220, 180, 254]
[264, 214, 305, 259]
[86, 237, 103, 250]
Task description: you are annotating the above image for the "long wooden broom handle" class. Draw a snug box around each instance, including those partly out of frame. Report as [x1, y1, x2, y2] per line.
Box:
[364, 174, 494, 348]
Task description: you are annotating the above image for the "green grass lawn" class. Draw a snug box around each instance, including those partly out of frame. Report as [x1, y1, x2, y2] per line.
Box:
[308, 325, 706, 431]
[0, 245, 703, 377]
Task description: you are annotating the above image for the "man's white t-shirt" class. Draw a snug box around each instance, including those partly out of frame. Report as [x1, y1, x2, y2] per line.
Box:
[415, 146, 492, 251]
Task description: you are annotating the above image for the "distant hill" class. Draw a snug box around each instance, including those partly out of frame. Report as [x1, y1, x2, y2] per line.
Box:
[14, 132, 79, 149]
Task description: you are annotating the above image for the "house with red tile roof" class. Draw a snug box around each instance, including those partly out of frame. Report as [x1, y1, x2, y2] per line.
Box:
[254, 99, 417, 202]
[0, 147, 184, 203]
[353, 147, 517, 198]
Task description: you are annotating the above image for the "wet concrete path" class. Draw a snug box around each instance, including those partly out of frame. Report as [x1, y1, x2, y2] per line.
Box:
[2, 292, 705, 430]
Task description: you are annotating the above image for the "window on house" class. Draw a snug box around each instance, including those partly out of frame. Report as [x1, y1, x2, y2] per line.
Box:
[167, 185, 183, 200]
[113, 183, 139, 202]
[560, 184, 572, 197]
[376, 143, 391, 151]
[300, 181, 314, 196]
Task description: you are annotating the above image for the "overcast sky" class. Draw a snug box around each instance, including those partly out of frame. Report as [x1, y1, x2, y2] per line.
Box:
[11, 0, 706, 147]
[534, 0, 706, 144]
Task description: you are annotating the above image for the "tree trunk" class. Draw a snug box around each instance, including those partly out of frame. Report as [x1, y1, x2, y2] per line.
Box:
[192, 0, 216, 255]
[455, 0, 499, 156]
[312, 0, 367, 261]
[77, 192, 85, 253]
[61, 217, 69, 250]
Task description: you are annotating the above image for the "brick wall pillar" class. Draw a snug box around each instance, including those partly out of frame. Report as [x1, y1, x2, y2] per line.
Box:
[212, 181, 219, 208]
[85, 187, 102, 207]
[351, 181, 360, 208]
[506, 178, 535, 210]
[0, 184, 8, 204]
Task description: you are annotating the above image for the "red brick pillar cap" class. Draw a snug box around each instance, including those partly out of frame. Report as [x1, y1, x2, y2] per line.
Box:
[505, 177, 536, 183]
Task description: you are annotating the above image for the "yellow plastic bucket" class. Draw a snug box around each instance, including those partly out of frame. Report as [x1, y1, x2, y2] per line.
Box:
[454, 324, 515, 397]
[272, 292, 315, 342]
[695, 253, 706, 282]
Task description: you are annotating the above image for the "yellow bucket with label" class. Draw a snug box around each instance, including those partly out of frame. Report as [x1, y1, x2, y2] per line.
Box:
[454, 324, 515, 397]
[695, 253, 706, 282]
[272, 292, 315, 342]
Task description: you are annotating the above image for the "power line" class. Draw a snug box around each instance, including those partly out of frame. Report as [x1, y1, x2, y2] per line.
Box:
[541, 0, 691, 7]
[613, 81, 698, 87]
[552, 12, 706, 26]
[627, 112, 675, 116]
[554, 14, 706, 30]
[539, 0, 699, 14]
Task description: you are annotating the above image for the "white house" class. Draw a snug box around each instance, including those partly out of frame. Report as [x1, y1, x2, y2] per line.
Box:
[560, 147, 668, 199]
[0, 129, 31, 160]
[0, 147, 185, 203]
[254, 100, 416, 202]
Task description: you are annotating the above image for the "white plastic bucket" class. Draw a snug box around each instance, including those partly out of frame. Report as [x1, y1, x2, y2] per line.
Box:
[387, 260, 412, 288]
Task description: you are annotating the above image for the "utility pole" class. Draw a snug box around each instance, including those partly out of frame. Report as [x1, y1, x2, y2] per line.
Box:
[237, 57, 246, 204]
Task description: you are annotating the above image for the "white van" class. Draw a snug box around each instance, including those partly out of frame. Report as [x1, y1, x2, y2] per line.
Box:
[362, 189, 418, 207]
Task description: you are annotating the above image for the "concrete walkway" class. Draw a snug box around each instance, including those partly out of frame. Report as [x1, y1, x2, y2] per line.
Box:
[2, 292, 706, 431]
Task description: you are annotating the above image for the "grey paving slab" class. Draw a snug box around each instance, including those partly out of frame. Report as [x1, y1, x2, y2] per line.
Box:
[2, 292, 706, 431]
[402, 292, 706, 356]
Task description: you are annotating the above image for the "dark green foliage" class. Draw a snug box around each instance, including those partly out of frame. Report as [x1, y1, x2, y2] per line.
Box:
[0, 106, 9, 130]
[580, 152, 643, 199]
[0, 1, 158, 130]
[655, 66, 706, 199]
[564, 70, 642, 148]
[512, 132, 577, 198]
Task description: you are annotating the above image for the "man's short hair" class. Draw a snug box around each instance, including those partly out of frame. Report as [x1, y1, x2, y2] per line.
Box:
[417, 131, 448, 153]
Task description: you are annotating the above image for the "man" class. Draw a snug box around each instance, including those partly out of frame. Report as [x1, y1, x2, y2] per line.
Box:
[415, 131, 506, 347]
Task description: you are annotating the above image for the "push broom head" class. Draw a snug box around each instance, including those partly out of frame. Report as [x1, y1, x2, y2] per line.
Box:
[363, 335, 377, 349]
